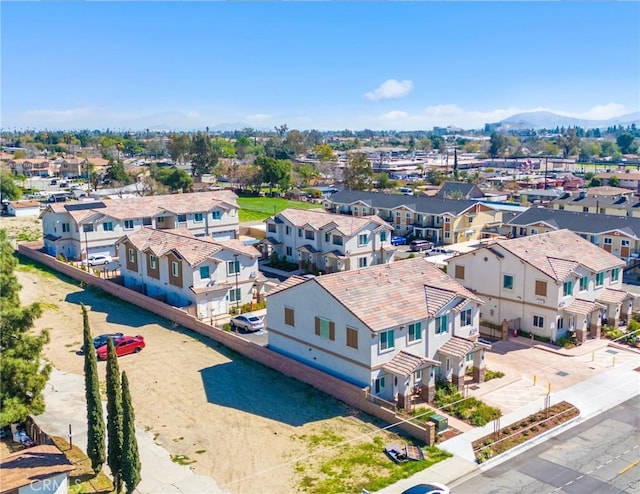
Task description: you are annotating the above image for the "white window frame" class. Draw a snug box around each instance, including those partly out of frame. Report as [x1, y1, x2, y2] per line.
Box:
[358, 234, 368, 246]
[227, 259, 240, 275]
[408, 322, 422, 343]
[124, 219, 134, 230]
[171, 261, 179, 277]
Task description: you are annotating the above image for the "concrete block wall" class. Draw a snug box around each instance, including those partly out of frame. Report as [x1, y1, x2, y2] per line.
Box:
[18, 242, 434, 444]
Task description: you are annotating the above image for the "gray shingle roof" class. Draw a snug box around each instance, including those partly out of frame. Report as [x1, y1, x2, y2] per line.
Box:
[436, 182, 483, 199]
[507, 208, 640, 238]
[326, 190, 482, 216]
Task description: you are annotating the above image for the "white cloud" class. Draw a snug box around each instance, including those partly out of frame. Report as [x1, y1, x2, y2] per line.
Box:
[563, 103, 629, 120]
[371, 103, 634, 130]
[364, 79, 414, 101]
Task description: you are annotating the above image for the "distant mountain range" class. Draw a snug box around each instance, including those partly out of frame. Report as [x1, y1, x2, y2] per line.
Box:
[494, 111, 640, 130]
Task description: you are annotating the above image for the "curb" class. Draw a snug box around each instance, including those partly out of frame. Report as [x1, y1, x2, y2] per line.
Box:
[475, 413, 583, 472]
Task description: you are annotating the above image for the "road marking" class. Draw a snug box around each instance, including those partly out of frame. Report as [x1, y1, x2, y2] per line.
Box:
[619, 460, 640, 475]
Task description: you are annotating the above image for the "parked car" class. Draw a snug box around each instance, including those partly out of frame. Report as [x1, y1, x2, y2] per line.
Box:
[96, 335, 145, 360]
[230, 313, 265, 332]
[410, 239, 435, 252]
[391, 236, 408, 246]
[425, 247, 458, 257]
[86, 255, 113, 266]
[80, 332, 124, 353]
[58, 181, 69, 188]
[401, 483, 451, 494]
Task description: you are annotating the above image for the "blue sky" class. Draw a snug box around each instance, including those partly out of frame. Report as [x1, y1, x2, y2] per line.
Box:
[2, 2, 639, 131]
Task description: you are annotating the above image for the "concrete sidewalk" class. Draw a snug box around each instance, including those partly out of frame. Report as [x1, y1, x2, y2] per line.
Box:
[36, 368, 226, 494]
[376, 348, 640, 493]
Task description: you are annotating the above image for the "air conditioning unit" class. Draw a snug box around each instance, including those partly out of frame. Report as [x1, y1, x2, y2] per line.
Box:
[249, 271, 257, 278]
[558, 301, 565, 307]
[207, 280, 216, 286]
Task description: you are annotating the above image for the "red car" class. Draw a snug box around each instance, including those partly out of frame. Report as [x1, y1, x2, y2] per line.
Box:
[96, 335, 145, 360]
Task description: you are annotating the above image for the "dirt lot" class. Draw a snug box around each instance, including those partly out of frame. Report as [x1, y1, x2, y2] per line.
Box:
[14, 259, 404, 493]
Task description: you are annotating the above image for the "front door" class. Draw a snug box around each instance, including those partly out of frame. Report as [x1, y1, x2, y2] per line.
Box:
[621, 239, 630, 257]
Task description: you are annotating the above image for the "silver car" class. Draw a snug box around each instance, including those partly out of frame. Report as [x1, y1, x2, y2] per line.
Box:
[230, 313, 265, 332]
[87, 254, 113, 266]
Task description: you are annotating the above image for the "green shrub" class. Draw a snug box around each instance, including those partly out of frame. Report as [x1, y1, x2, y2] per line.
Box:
[485, 369, 504, 381]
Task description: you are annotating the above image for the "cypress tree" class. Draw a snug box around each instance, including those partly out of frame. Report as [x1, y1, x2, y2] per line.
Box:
[106, 339, 123, 493]
[82, 304, 105, 473]
[121, 371, 141, 494]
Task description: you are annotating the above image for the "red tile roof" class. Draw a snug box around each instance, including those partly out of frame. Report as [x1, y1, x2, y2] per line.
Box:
[494, 230, 624, 281]
[122, 228, 259, 266]
[312, 257, 482, 332]
[277, 208, 390, 236]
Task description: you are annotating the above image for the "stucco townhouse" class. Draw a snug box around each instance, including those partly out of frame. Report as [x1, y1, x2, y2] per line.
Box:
[450, 230, 634, 344]
[262, 208, 395, 273]
[549, 186, 640, 217]
[40, 190, 239, 261]
[267, 257, 488, 407]
[117, 228, 262, 319]
[8, 158, 57, 177]
[506, 207, 640, 262]
[324, 190, 504, 245]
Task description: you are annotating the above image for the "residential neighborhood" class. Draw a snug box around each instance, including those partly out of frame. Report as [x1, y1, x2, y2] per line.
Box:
[2, 2, 639, 491]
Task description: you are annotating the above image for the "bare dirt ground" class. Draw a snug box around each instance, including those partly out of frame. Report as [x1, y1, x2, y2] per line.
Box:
[13, 261, 393, 494]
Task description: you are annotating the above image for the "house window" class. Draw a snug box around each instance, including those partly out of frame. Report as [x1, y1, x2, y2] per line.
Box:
[379, 329, 394, 351]
[563, 280, 573, 297]
[149, 255, 156, 269]
[62, 223, 70, 233]
[298, 229, 303, 237]
[374, 376, 385, 394]
[324, 232, 330, 242]
[332, 235, 343, 246]
[408, 322, 422, 342]
[611, 268, 620, 282]
[583, 206, 589, 213]
[533, 315, 544, 328]
[358, 234, 368, 246]
[157, 216, 165, 223]
[177, 214, 187, 223]
[380, 231, 387, 242]
[557, 316, 564, 329]
[435, 315, 448, 334]
[519, 227, 526, 236]
[580, 276, 588, 291]
[622, 239, 630, 249]
[227, 259, 240, 275]
[142, 217, 152, 226]
[268, 224, 276, 233]
[414, 369, 422, 381]
[103, 222, 113, 232]
[444, 217, 451, 223]
[229, 288, 241, 302]
[124, 219, 134, 230]
[503, 274, 514, 290]
[444, 232, 450, 239]
[199, 266, 210, 278]
[315, 317, 335, 341]
[194, 213, 204, 222]
[286, 246, 293, 256]
[604, 237, 612, 247]
[285, 226, 292, 235]
[128, 248, 135, 263]
[171, 261, 179, 277]
[305, 230, 314, 240]
[535, 280, 547, 297]
[358, 257, 368, 268]
[530, 228, 538, 235]
[284, 307, 295, 326]
[460, 308, 472, 326]
[212, 211, 221, 220]
[83, 224, 94, 233]
[346, 327, 358, 349]
[454, 265, 465, 280]
[596, 272, 604, 287]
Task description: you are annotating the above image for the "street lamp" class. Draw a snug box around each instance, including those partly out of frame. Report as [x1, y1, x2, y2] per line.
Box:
[234, 253, 240, 313]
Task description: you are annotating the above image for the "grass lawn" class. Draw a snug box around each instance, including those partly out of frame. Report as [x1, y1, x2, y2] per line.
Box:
[237, 196, 323, 222]
[292, 422, 451, 494]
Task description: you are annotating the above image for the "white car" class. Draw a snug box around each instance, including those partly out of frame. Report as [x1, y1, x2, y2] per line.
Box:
[87, 255, 112, 266]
